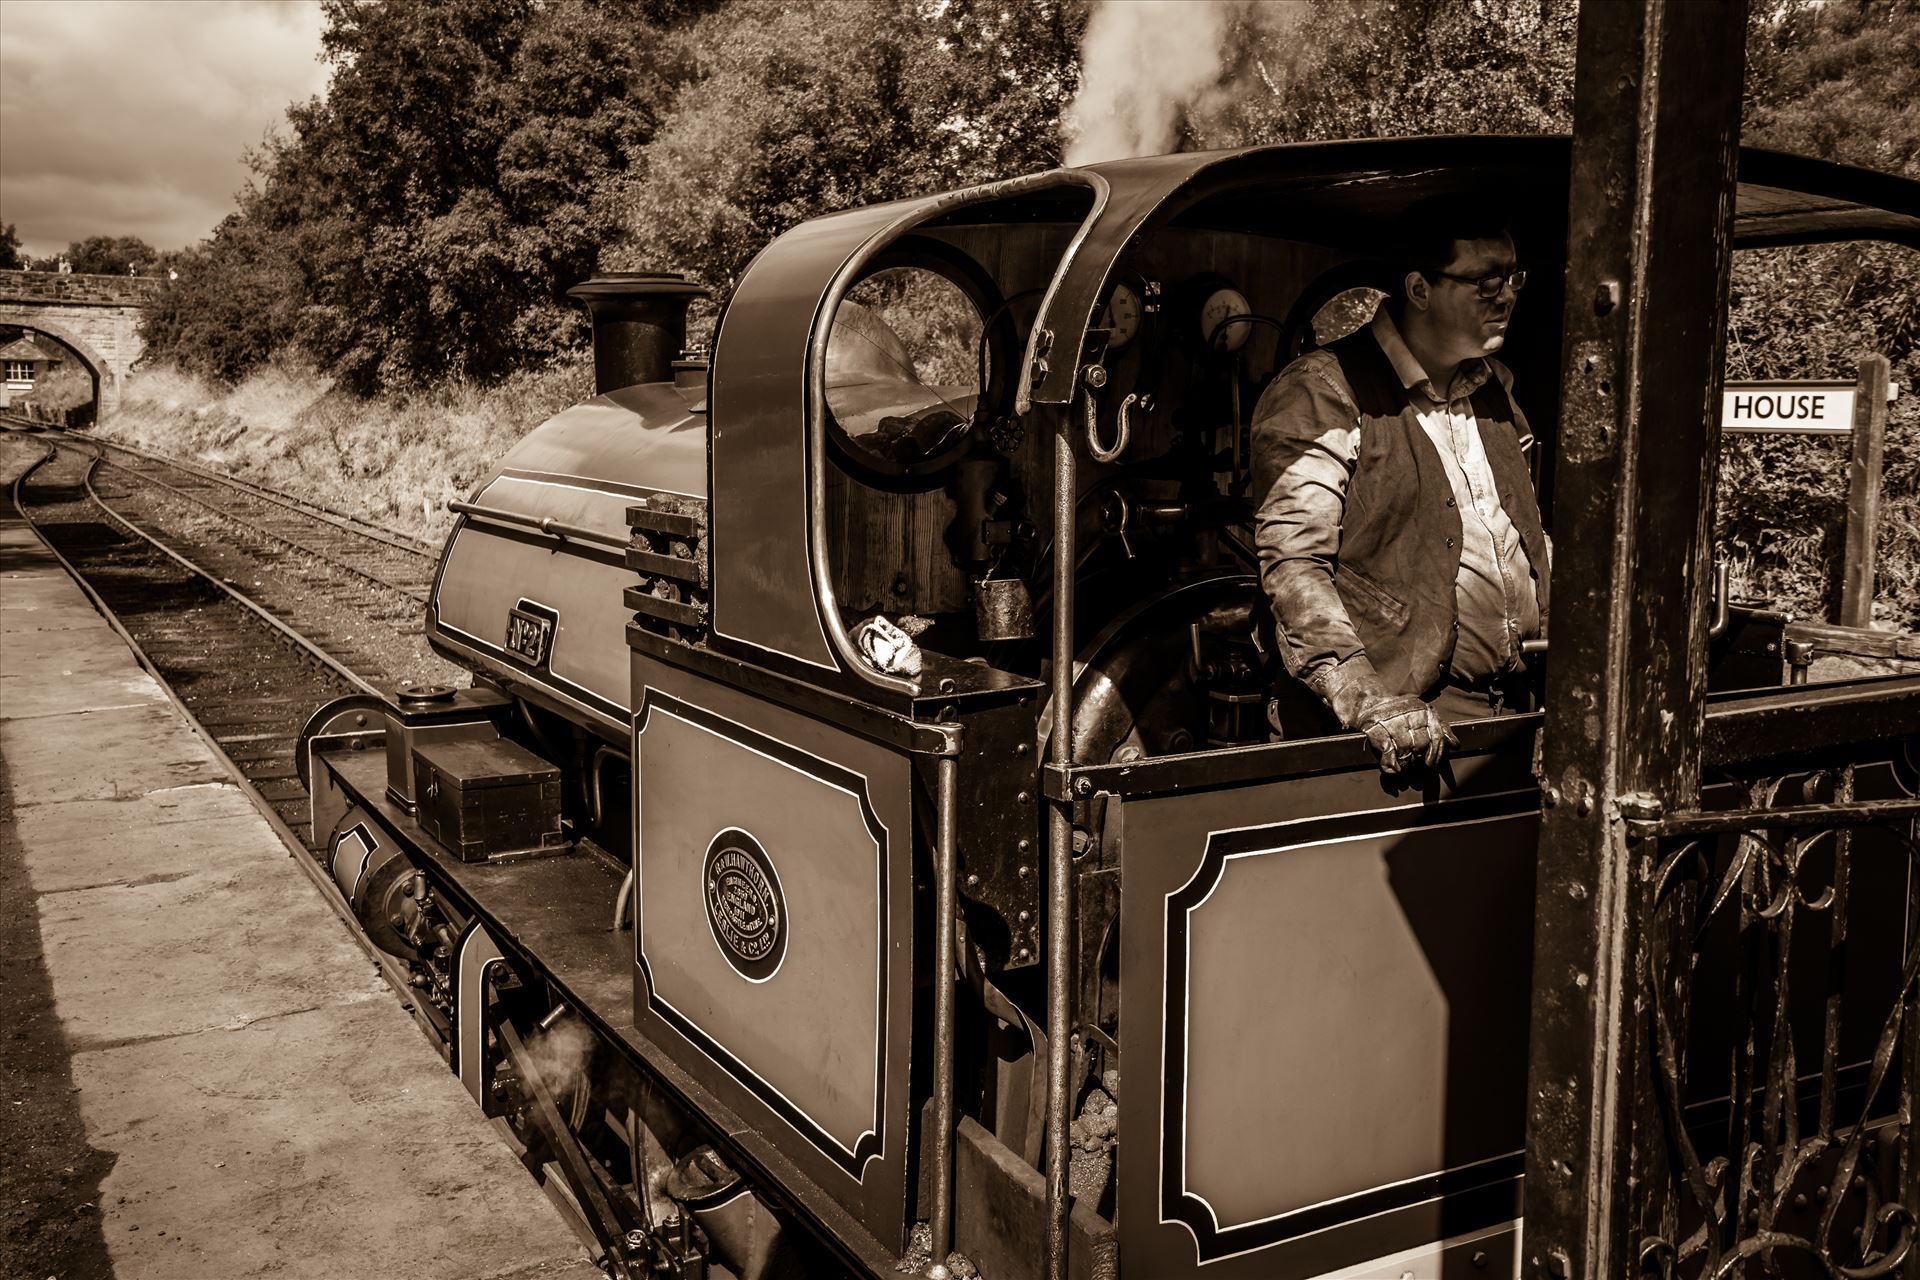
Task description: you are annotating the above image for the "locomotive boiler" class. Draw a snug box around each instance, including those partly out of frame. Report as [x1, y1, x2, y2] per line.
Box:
[300, 135, 1920, 1280]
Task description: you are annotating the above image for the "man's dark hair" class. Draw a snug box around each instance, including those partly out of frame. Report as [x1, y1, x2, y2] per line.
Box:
[1383, 193, 1514, 317]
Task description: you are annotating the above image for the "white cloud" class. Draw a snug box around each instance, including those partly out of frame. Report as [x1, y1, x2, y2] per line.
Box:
[0, 0, 328, 257]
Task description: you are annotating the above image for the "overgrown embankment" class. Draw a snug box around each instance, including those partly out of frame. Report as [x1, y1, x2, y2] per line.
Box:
[91, 360, 593, 543]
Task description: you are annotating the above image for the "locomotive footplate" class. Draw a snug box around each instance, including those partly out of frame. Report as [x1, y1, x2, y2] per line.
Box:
[308, 740, 904, 1280]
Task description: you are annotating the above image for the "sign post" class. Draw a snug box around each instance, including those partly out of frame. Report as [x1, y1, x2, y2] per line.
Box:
[1840, 355, 1891, 627]
[1720, 359, 1895, 627]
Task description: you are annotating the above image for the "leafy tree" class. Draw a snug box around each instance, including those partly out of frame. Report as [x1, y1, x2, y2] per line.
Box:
[144, 0, 695, 391]
[64, 234, 159, 276]
[616, 0, 1082, 290]
[1722, 0, 1920, 626]
[141, 210, 302, 386]
[0, 223, 20, 270]
[1184, 0, 1578, 149]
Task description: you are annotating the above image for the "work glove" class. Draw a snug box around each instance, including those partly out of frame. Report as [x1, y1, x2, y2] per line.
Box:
[1315, 659, 1458, 775]
[1351, 692, 1454, 773]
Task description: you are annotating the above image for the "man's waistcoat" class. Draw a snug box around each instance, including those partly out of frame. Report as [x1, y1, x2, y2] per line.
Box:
[1325, 328, 1551, 697]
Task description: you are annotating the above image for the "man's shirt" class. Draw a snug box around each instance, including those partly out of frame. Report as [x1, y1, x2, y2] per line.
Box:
[1250, 309, 1542, 692]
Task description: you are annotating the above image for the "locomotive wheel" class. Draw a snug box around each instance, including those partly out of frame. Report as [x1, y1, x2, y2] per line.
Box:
[295, 693, 391, 791]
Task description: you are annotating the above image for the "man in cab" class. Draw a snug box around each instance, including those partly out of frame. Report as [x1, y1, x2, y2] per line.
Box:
[1250, 195, 1551, 774]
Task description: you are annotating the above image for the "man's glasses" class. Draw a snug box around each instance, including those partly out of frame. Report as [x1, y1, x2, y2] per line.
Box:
[1431, 268, 1527, 299]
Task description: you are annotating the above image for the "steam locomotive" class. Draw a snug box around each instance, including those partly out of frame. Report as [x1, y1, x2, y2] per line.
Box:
[298, 135, 1920, 1279]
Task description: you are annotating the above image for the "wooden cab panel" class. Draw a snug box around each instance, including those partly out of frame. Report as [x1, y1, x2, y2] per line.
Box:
[630, 652, 918, 1250]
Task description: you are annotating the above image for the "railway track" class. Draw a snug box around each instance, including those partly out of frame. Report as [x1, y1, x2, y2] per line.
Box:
[5, 428, 462, 848]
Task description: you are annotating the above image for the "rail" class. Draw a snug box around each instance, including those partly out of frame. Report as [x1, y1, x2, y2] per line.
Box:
[2, 414, 438, 556]
[74, 455, 382, 699]
[78, 441, 434, 604]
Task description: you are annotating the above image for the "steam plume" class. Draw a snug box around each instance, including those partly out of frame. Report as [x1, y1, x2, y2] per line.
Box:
[1062, 1, 1307, 167]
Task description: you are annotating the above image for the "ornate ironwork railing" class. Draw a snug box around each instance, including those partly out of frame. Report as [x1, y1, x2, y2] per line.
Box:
[1625, 762, 1920, 1278]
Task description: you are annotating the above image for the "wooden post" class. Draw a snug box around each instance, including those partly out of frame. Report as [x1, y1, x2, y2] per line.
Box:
[1838, 354, 1890, 628]
[1520, 2, 1748, 1276]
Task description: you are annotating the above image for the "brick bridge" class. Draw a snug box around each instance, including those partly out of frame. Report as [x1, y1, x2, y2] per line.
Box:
[0, 270, 159, 419]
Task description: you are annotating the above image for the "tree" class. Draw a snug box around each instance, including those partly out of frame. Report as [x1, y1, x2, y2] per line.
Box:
[0, 223, 20, 270]
[616, 0, 1083, 290]
[141, 212, 302, 386]
[63, 234, 158, 276]
[1721, 0, 1920, 625]
[275, 0, 687, 391]
[1177, 0, 1578, 150]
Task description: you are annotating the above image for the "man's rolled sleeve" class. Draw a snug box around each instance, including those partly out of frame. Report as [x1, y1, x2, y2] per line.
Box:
[1249, 355, 1370, 696]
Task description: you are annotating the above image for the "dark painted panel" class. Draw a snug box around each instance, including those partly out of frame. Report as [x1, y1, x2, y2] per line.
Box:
[629, 652, 918, 1251]
[1115, 745, 1536, 1278]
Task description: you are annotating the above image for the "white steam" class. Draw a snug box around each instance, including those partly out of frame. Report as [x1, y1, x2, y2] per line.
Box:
[1062, 0, 1307, 167]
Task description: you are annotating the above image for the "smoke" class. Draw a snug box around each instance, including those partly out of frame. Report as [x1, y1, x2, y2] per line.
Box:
[1062, 0, 1308, 167]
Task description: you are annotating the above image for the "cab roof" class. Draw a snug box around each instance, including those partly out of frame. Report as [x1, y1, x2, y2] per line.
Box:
[705, 135, 1919, 688]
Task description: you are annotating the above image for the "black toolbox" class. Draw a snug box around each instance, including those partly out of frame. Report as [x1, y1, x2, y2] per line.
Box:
[412, 737, 564, 862]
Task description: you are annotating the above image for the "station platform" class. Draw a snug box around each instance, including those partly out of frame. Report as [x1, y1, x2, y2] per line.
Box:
[0, 437, 602, 1280]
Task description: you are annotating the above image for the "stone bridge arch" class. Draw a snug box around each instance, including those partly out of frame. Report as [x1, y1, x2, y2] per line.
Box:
[0, 271, 158, 420]
[0, 316, 112, 414]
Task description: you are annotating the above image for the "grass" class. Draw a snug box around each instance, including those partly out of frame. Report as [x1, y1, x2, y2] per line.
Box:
[91, 358, 596, 543]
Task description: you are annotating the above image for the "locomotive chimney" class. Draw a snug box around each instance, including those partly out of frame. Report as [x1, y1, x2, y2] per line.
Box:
[567, 272, 708, 394]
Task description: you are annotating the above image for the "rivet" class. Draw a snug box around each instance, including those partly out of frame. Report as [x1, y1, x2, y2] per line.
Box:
[1577, 789, 1594, 816]
[1544, 786, 1561, 808]
[1018, 839, 1031, 853]
[1568, 881, 1588, 900]
[1018, 864, 1031, 878]
[1073, 777, 1092, 797]
[1017, 790, 1031, 805]
[354, 713, 367, 726]
[1471, 1252, 1488, 1270]
[1018, 911, 1030, 922]
[1018, 947, 1031, 960]
[1573, 970, 1590, 990]
[1015, 742, 1029, 756]
[938, 677, 956, 694]
[1793, 1193, 1808, 1211]
[966, 874, 979, 887]
[1594, 280, 1619, 315]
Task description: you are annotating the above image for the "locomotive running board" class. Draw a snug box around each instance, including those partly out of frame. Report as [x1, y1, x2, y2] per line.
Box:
[307, 740, 905, 1280]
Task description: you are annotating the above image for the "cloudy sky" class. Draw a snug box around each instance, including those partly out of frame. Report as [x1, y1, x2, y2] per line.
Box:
[0, 0, 328, 259]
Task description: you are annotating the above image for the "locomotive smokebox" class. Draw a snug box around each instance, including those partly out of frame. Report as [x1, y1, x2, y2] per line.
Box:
[568, 272, 708, 394]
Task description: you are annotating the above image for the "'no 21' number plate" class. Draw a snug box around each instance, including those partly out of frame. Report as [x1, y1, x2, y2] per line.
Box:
[505, 604, 555, 666]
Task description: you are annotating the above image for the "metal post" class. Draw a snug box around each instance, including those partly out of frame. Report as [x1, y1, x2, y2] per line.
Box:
[930, 751, 960, 1263]
[1838, 354, 1890, 627]
[1520, 2, 1748, 1276]
[1045, 398, 1080, 1280]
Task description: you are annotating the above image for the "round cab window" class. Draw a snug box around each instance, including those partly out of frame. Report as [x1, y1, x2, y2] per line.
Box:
[826, 266, 987, 482]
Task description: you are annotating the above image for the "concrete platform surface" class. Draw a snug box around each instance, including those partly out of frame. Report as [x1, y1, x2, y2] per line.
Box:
[1, 442, 601, 1279]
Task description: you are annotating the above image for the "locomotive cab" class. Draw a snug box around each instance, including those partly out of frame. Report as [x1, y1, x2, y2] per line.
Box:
[303, 137, 1920, 1280]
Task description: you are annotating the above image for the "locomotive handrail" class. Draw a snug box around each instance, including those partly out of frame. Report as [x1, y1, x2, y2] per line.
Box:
[447, 499, 629, 551]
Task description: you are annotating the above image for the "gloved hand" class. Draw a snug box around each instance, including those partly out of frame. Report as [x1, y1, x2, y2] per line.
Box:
[1315, 658, 1458, 774]
[1350, 692, 1455, 773]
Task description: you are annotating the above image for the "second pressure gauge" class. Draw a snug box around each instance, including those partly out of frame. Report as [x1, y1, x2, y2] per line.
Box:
[1100, 281, 1143, 350]
[1201, 286, 1253, 353]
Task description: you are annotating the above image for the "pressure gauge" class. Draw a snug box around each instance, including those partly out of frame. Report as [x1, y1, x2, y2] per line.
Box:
[1201, 286, 1253, 353]
[1099, 282, 1143, 350]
